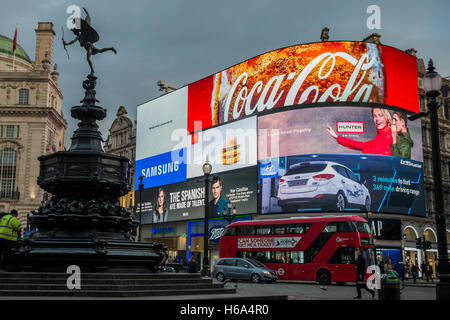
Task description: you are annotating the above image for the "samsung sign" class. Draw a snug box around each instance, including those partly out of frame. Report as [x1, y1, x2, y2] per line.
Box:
[135, 148, 187, 189]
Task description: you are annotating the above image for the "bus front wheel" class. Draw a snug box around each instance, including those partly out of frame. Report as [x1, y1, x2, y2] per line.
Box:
[316, 269, 331, 285]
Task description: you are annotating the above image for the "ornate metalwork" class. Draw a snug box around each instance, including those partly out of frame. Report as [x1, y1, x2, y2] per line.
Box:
[12, 8, 167, 272]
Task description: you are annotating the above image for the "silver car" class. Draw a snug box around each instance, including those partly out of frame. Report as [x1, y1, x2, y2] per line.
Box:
[212, 258, 277, 283]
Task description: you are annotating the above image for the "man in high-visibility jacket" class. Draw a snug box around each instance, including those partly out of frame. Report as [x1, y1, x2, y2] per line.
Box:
[0, 209, 22, 270]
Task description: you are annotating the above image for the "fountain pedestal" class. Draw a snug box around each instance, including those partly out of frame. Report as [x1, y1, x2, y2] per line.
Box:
[15, 75, 167, 272]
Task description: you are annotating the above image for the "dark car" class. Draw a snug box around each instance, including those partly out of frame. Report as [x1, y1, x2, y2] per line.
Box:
[212, 257, 277, 283]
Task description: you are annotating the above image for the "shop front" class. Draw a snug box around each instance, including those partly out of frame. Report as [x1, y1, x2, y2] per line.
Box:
[368, 218, 404, 276]
[187, 215, 252, 271]
[141, 221, 188, 266]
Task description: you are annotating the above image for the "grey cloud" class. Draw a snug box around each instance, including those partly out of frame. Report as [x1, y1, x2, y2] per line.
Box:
[0, 0, 448, 145]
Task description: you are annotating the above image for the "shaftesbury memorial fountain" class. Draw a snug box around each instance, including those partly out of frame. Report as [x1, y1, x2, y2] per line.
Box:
[15, 8, 167, 272]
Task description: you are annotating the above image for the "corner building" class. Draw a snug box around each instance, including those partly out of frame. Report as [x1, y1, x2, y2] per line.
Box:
[0, 22, 67, 226]
[132, 32, 450, 274]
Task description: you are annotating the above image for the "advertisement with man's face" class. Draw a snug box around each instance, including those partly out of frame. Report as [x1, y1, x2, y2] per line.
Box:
[258, 105, 425, 216]
[136, 167, 258, 224]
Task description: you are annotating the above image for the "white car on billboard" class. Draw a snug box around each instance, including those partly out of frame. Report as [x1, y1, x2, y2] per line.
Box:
[277, 161, 371, 212]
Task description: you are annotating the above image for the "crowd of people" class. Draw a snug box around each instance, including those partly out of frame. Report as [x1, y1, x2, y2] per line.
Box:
[378, 256, 435, 283]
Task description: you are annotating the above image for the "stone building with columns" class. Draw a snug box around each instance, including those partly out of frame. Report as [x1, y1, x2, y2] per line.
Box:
[104, 106, 136, 214]
[357, 33, 450, 277]
[0, 22, 67, 227]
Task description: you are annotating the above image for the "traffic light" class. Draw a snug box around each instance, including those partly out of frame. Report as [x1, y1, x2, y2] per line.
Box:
[415, 237, 422, 249]
[425, 241, 432, 250]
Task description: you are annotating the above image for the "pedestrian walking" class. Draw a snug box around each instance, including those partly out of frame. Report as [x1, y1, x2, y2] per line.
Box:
[354, 249, 375, 299]
[400, 263, 406, 281]
[0, 209, 22, 271]
[187, 256, 198, 273]
[411, 263, 418, 284]
[378, 258, 385, 275]
[425, 264, 433, 282]
[383, 257, 397, 276]
[421, 262, 427, 280]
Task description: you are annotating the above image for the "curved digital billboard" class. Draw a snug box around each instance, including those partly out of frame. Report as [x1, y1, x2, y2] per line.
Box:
[187, 41, 419, 132]
[135, 41, 423, 221]
[258, 105, 425, 216]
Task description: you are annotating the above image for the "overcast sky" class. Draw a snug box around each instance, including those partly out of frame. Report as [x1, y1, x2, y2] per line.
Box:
[1, 0, 449, 145]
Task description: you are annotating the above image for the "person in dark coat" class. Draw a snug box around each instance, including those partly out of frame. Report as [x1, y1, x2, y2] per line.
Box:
[411, 263, 418, 283]
[355, 249, 375, 299]
[187, 256, 198, 273]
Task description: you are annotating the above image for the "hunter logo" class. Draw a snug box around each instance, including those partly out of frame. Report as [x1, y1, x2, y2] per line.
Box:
[336, 121, 365, 133]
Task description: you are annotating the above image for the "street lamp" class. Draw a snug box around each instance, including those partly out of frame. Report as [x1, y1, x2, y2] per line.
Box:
[138, 175, 144, 242]
[422, 59, 449, 299]
[201, 160, 212, 277]
[223, 204, 237, 225]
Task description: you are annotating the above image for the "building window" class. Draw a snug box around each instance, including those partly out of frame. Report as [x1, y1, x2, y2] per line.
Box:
[6, 125, 14, 138]
[0, 148, 18, 199]
[19, 89, 29, 104]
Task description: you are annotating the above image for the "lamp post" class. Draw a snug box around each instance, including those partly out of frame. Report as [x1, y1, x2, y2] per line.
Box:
[422, 59, 449, 299]
[201, 160, 212, 277]
[223, 204, 237, 225]
[138, 175, 144, 242]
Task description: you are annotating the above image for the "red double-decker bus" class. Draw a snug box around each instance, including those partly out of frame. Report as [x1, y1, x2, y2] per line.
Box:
[219, 215, 375, 284]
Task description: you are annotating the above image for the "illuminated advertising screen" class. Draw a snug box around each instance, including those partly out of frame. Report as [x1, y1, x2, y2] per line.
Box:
[258, 105, 425, 216]
[187, 41, 418, 132]
[135, 41, 423, 219]
[135, 87, 189, 189]
[135, 167, 258, 224]
[187, 116, 257, 178]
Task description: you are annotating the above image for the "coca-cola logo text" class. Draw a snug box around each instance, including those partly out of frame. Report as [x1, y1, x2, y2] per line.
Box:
[223, 52, 378, 122]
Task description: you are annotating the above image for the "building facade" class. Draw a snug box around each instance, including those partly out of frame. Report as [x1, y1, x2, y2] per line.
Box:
[104, 106, 136, 213]
[119, 32, 450, 272]
[400, 50, 450, 277]
[0, 22, 67, 227]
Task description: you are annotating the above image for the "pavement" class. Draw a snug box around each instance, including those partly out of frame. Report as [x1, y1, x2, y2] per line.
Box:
[277, 278, 437, 288]
[0, 277, 437, 300]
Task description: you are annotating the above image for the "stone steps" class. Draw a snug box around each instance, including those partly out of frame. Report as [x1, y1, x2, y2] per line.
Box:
[0, 288, 237, 297]
[0, 277, 210, 285]
[0, 272, 236, 298]
[1, 272, 198, 279]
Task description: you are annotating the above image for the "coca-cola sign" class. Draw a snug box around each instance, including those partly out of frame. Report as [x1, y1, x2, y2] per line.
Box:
[187, 41, 418, 132]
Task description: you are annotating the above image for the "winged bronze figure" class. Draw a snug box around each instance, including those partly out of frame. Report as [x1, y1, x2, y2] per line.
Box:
[63, 7, 117, 75]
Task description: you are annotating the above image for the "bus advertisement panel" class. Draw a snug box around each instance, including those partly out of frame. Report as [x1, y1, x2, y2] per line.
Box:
[219, 215, 375, 283]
